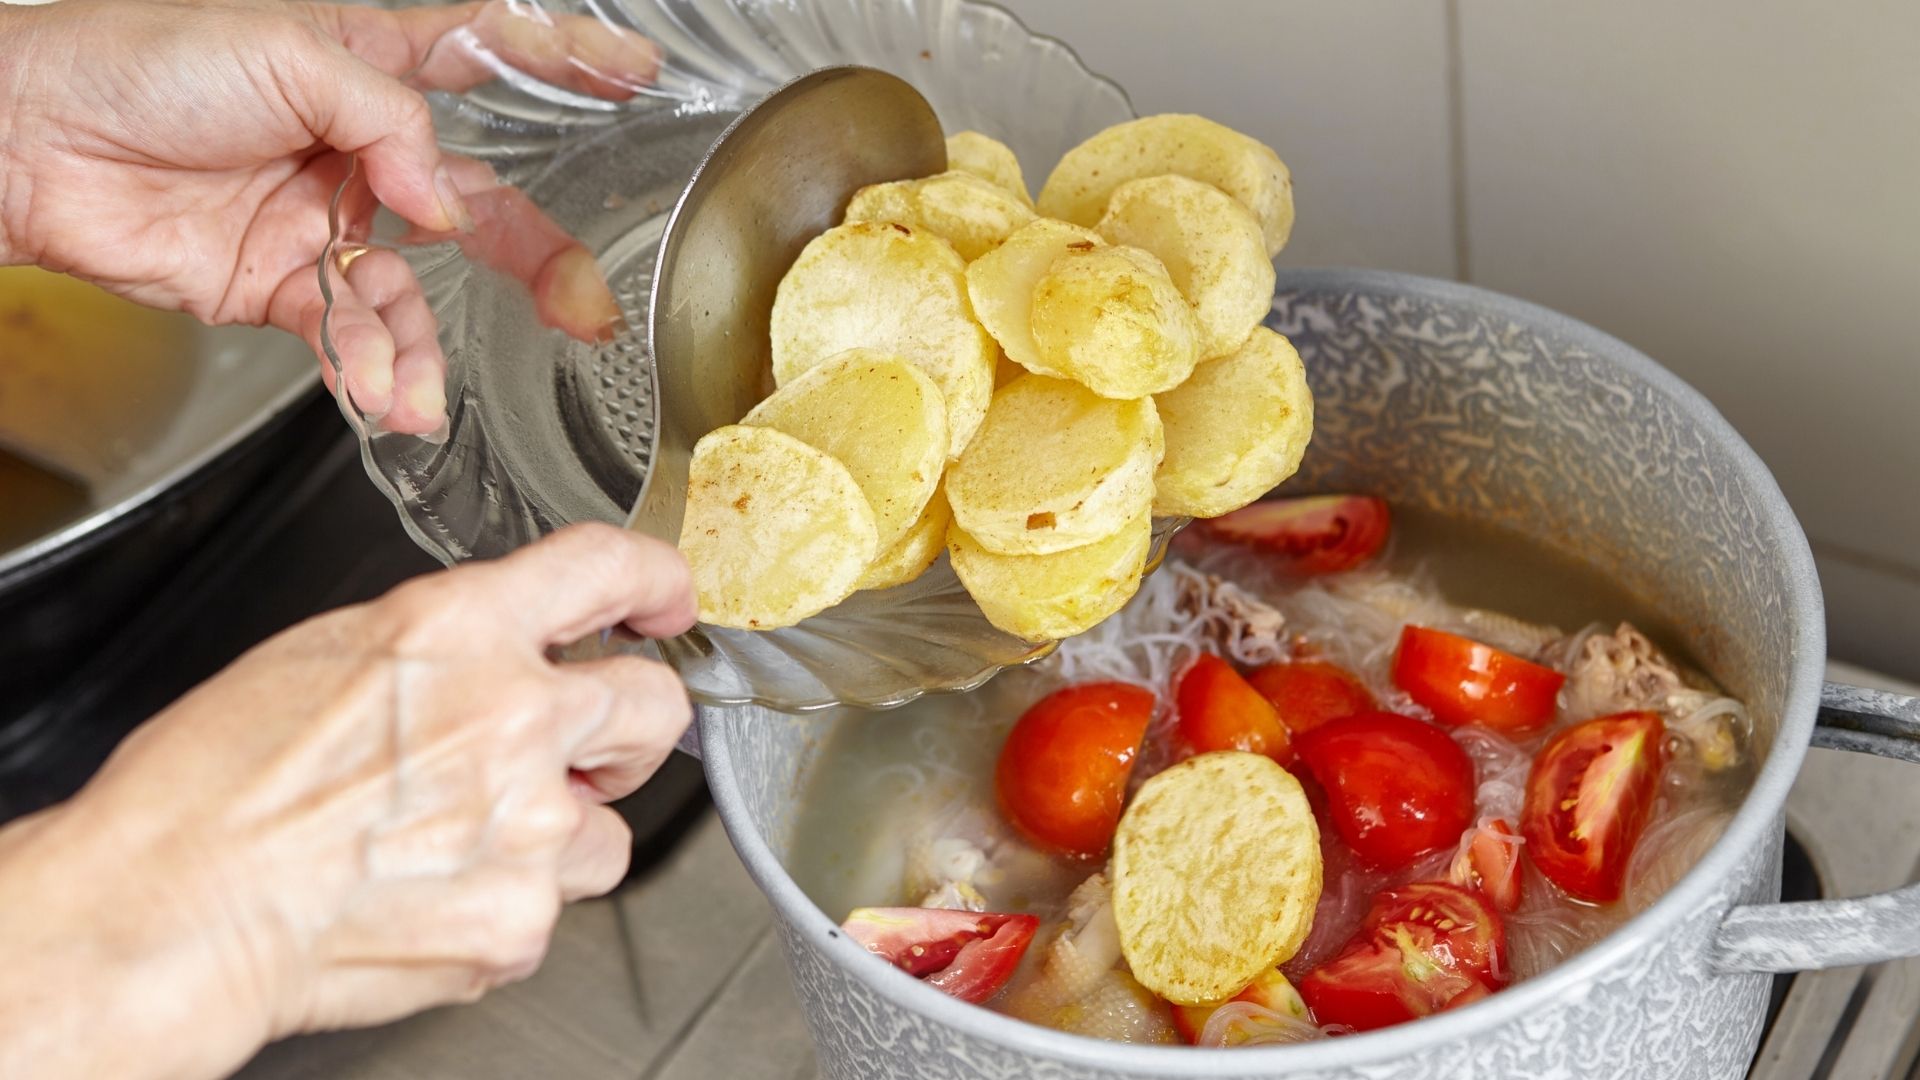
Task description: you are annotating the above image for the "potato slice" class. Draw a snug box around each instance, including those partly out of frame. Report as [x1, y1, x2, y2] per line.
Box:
[742, 349, 947, 549]
[992, 349, 1026, 389]
[679, 425, 879, 630]
[965, 218, 1104, 373]
[1113, 752, 1322, 1006]
[947, 374, 1163, 556]
[858, 485, 951, 591]
[1096, 174, 1275, 360]
[945, 131, 1033, 206]
[1029, 244, 1200, 399]
[845, 171, 1035, 261]
[771, 221, 995, 454]
[949, 512, 1149, 641]
[1153, 327, 1313, 519]
[1037, 114, 1294, 256]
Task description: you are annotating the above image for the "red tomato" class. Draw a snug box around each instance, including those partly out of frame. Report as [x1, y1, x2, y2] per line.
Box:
[1521, 710, 1667, 903]
[1246, 660, 1376, 737]
[840, 907, 1040, 1003]
[1294, 711, 1476, 870]
[995, 682, 1154, 859]
[1200, 495, 1392, 575]
[1392, 625, 1566, 733]
[1169, 966, 1307, 1044]
[1299, 882, 1507, 1032]
[1176, 653, 1292, 765]
[1449, 818, 1524, 912]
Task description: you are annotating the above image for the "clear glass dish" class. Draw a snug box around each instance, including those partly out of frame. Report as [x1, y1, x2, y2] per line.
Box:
[320, 0, 1158, 711]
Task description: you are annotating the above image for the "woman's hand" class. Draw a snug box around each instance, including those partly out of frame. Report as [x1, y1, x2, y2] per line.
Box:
[0, 0, 658, 433]
[0, 524, 696, 1080]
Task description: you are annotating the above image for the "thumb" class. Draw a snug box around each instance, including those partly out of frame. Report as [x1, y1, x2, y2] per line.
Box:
[282, 37, 470, 236]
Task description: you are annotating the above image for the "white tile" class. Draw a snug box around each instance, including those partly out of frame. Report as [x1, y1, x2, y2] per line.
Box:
[993, 0, 1457, 276]
[1815, 552, 1920, 683]
[1455, 0, 1920, 591]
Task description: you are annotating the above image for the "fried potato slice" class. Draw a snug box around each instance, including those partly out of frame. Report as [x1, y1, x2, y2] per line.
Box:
[1096, 174, 1275, 361]
[770, 221, 995, 454]
[945, 130, 1033, 206]
[947, 374, 1163, 556]
[1037, 114, 1294, 256]
[949, 512, 1149, 641]
[743, 349, 947, 549]
[845, 171, 1036, 261]
[858, 485, 951, 591]
[1153, 327, 1313, 519]
[1113, 751, 1322, 1006]
[965, 218, 1104, 373]
[1030, 243, 1200, 399]
[992, 349, 1026, 389]
[679, 425, 879, 630]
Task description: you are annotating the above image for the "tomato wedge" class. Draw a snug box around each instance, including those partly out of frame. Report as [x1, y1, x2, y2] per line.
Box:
[1392, 625, 1565, 733]
[1521, 710, 1667, 903]
[1449, 818, 1524, 912]
[1176, 653, 1292, 764]
[1169, 966, 1309, 1044]
[840, 907, 1040, 1003]
[1200, 495, 1391, 575]
[995, 682, 1154, 859]
[1299, 882, 1507, 1032]
[1246, 659, 1375, 737]
[1294, 711, 1476, 870]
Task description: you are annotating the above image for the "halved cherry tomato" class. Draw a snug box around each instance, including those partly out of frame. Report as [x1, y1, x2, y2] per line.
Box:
[840, 907, 1040, 1003]
[995, 682, 1154, 859]
[1522, 710, 1667, 903]
[1246, 660, 1375, 737]
[1294, 711, 1475, 870]
[1449, 818, 1524, 912]
[1169, 966, 1309, 1044]
[1176, 653, 1291, 764]
[1392, 625, 1566, 734]
[1200, 494, 1391, 575]
[1298, 882, 1507, 1032]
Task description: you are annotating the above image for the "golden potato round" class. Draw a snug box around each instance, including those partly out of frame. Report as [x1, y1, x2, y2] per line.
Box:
[1113, 751, 1322, 1006]
[992, 349, 1026, 389]
[1029, 244, 1200, 399]
[1096, 174, 1275, 360]
[844, 171, 1036, 261]
[945, 130, 1032, 206]
[770, 221, 995, 454]
[949, 512, 1149, 641]
[742, 349, 948, 549]
[1037, 114, 1294, 256]
[679, 425, 879, 630]
[858, 485, 951, 591]
[965, 218, 1104, 374]
[1152, 327, 1313, 519]
[946, 374, 1163, 556]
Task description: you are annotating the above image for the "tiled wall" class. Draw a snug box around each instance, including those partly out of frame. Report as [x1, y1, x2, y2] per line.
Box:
[1001, 0, 1920, 681]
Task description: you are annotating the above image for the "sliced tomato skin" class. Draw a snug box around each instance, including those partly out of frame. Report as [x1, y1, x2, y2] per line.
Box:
[1294, 711, 1477, 870]
[1450, 818, 1525, 912]
[1392, 625, 1566, 734]
[1201, 495, 1392, 575]
[1247, 660, 1376, 737]
[1176, 653, 1292, 765]
[1299, 882, 1507, 1032]
[1522, 710, 1667, 903]
[995, 682, 1154, 859]
[840, 907, 1040, 1004]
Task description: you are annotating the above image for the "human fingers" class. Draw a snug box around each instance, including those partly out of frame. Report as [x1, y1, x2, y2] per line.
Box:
[562, 655, 691, 801]
[343, 248, 448, 434]
[556, 804, 632, 902]
[463, 523, 697, 646]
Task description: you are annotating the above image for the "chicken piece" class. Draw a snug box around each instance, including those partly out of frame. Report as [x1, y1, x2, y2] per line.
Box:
[1003, 873, 1178, 1043]
[1552, 623, 1742, 771]
[1169, 564, 1287, 666]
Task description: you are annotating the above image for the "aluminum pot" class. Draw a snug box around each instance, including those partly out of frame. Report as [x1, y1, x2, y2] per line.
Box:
[683, 267, 1920, 1079]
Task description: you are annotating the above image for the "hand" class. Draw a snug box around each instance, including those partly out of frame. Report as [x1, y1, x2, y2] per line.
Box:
[0, 524, 696, 1080]
[0, 0, 659, 433]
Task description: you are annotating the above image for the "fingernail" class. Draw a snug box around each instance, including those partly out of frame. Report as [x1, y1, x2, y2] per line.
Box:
[433, 167, 475, 234]
[402, 373, 448, 428]
[570, 23, 662, 88]
[545, 247, 625, 343]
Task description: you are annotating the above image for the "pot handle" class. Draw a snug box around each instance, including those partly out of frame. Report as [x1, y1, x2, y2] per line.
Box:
[1711, 682, 1920, 974]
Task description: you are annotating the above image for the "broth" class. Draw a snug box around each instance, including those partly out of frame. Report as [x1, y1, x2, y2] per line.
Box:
[0, 447, 89, 552]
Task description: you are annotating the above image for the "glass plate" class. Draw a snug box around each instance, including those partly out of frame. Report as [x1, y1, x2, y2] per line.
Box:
[320, 0, 1168, 711]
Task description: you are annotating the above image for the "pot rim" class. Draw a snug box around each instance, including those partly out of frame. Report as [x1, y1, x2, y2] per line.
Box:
[701, 266, 1825, 1074]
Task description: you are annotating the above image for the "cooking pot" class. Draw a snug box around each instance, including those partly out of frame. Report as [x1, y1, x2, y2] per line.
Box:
[683, 268, 1920, 1079]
